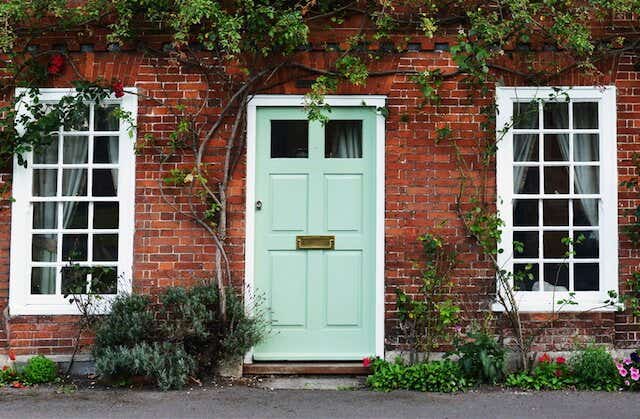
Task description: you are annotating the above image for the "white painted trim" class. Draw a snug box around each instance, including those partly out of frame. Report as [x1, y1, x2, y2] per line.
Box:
[495, 86, 618, 312]
[9, 88, 137, 315]
[244, 95, 386, 363]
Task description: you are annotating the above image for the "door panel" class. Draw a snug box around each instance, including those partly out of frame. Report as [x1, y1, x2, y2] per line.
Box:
[253, 106, 376, 360]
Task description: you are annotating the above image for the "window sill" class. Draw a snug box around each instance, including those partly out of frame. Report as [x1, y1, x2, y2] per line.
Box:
[9, 297, 116, 316]
[491, 300, 621, 313]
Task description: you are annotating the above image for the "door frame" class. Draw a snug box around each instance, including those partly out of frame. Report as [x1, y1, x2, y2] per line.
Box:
[244, 95, 386, 363]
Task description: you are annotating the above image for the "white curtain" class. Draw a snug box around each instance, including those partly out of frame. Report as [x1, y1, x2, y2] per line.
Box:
[513, 133, 538, 191]
[108, 136, 119, 188]
[62, 138, 88, 227]
[329, 122, 362, 158]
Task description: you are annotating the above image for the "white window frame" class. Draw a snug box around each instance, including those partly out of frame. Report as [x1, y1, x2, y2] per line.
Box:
[9, 88, 137, 315]
[495, 86, 617, 312]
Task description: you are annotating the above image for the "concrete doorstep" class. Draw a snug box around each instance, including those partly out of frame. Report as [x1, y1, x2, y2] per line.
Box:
[255, 375, 366, 390]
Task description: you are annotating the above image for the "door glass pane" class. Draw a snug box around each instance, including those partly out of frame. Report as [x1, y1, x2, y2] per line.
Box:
[63, 136, 88, 163]
[33, 169, 57, 196]
[513, 231, 538, 258]
[574, 264, 599, 291]
[94, 136, 119, 163]
[574, 134, 599, 161]
[573, 102, 598, 129]
[544, 166, 569, 194]
[513, 199, 538, 226]
[543, 199, 568, 226]
[573, 199, 598, 226]
[543, 231, 569, 258]
[92, 169, 118, 196]
[62, 234, 88, 261]
[543, 134, 569, 161]
[90, 267, 118, 294]
[94, 202, 119, 229]
[33, 202, 58, 229]
[543, 263, 569, 290]
[325, 120, 362, 158]
[573, 230, 599, 258]
[513, 134, 538, 161]
[93, 234, 118, 261]
[32, 234, 57, 261]
[514, 263, 538, 291]
[95, 105, 120, 131]
[33, 136, 58, 164]
[513, 102, 539, 129]
[31, 267, 56, 295]
[574, 167, 599, 194]
[62, 169, 87, 196]
[514, 167, 539, 194]
[543, 102, 569, 129]
[271, 120, 308, 158]
[63, 202, 89, 229]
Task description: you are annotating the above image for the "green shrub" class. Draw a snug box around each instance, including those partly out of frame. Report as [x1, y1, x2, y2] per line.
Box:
[506, 354, 574, 390]
[367, 358, 469, 393]
[93, 294, 156, 351]
[447, 329, 505, 384]
[22, 355, 58, 384]
[570, 345, 621, 391]
[95, 342, 195, 391]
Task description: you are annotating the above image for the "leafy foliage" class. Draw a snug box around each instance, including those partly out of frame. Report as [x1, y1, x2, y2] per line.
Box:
[506, 357, 574, 391]
[22, 355, 59, 384]
[367, 357, 470, 393]
[447, 328, 506, 384]
[570, 344, 621, 391]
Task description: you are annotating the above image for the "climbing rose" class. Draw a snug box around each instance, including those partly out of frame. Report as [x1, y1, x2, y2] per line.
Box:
[556, 356, 566, 364]
[112, 81, 125, 98]
[538, 354, 551, 363]
[631, 367, 640, 381]
[48, 54, 65, 75]
[362, 357, 372, 368]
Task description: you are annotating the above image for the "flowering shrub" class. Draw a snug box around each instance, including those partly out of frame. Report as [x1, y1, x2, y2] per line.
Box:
[617, 351, 640, 391]
[366, 357, 470, 393]
[506, 354, 574, 390]
[0, 355, 58, 388]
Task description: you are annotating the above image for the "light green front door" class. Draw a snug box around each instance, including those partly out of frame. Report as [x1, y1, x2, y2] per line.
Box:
[253, 106, 377, 360]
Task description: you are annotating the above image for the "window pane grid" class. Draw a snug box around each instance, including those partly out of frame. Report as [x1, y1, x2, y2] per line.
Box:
[511, 100, 600, 293]
[29, 103, 121, 296]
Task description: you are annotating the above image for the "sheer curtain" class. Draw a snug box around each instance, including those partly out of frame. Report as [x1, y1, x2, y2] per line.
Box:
[108, 136, 119, 186]
[513, 133, 538, 189]
[329, 122, 362, 158]
[62, 138, 88, 227]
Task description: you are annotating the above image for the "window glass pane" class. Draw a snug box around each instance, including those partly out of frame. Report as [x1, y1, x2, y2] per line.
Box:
[544, 166, 569, 194]
[61, 266, 89, 295]
[543, 231, 569, 258]
[514, 263, 538, 291]
[513, 199, 538, 226]
[543, 199, 568, 226]
[573, 199, 598, 226]
[513, 134, 538, 162]
[513, 231, 538, 258]
[33, 169, 57, 197]
[573, 230, 599, 258]
[325, 120, 362, 158]
[573, 134, 599, 161]
[31, 267, 56, 295]
[574, 264, 599, 291]
[92, 169, 118, 196]
[271, 120, 308, 158]
[95, 105, 120, 131]
[513, 102, 539, 129]
[543, 102, 569, 129]
[94, 202, 119, 229]
[574, 167, 599, 194]
[514, 167, 539, 194]
[63, 136, 88, 164]
[33, 202, 57, 229]
[573, 102, 598, 129]
[90, 267, 118, 294]
[62, 234, 88, 261]
[32, 234, 57, 261]
[543, 134, 569, 161]
[62, 169, 87, 196]
[65, 104, 89, 131]
[33, 136, 58, 164]
[94, 136, 119, 163]
[543, 263, 569, 290]
[63, 202, 88, 229]
[93, 234, 118, 261]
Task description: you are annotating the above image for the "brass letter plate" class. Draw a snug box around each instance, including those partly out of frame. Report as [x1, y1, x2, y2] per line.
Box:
[296, 235, 335, 250]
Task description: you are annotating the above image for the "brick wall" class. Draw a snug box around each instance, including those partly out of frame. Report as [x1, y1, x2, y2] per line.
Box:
[0, 34, 638, 356]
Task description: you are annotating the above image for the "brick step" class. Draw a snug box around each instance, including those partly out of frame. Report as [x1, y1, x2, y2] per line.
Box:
[243, 362, 370, 376]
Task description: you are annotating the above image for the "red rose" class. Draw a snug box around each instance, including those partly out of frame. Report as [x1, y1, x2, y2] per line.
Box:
[556, 356, 566, 364]
[362, 357, 372, 368]
[48, 54, 65, 75]
[539, 354, 551, 363]
[112, 81, 125, 98]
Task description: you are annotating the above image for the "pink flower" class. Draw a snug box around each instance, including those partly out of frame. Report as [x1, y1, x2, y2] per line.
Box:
[619, 367, 628, 377]
[362, 357, 372, 368]
[623, 358, 632, 365]
[454, 325, 462, 334]
[625, 380, 630, 386]
[631, 367, 640, 381]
